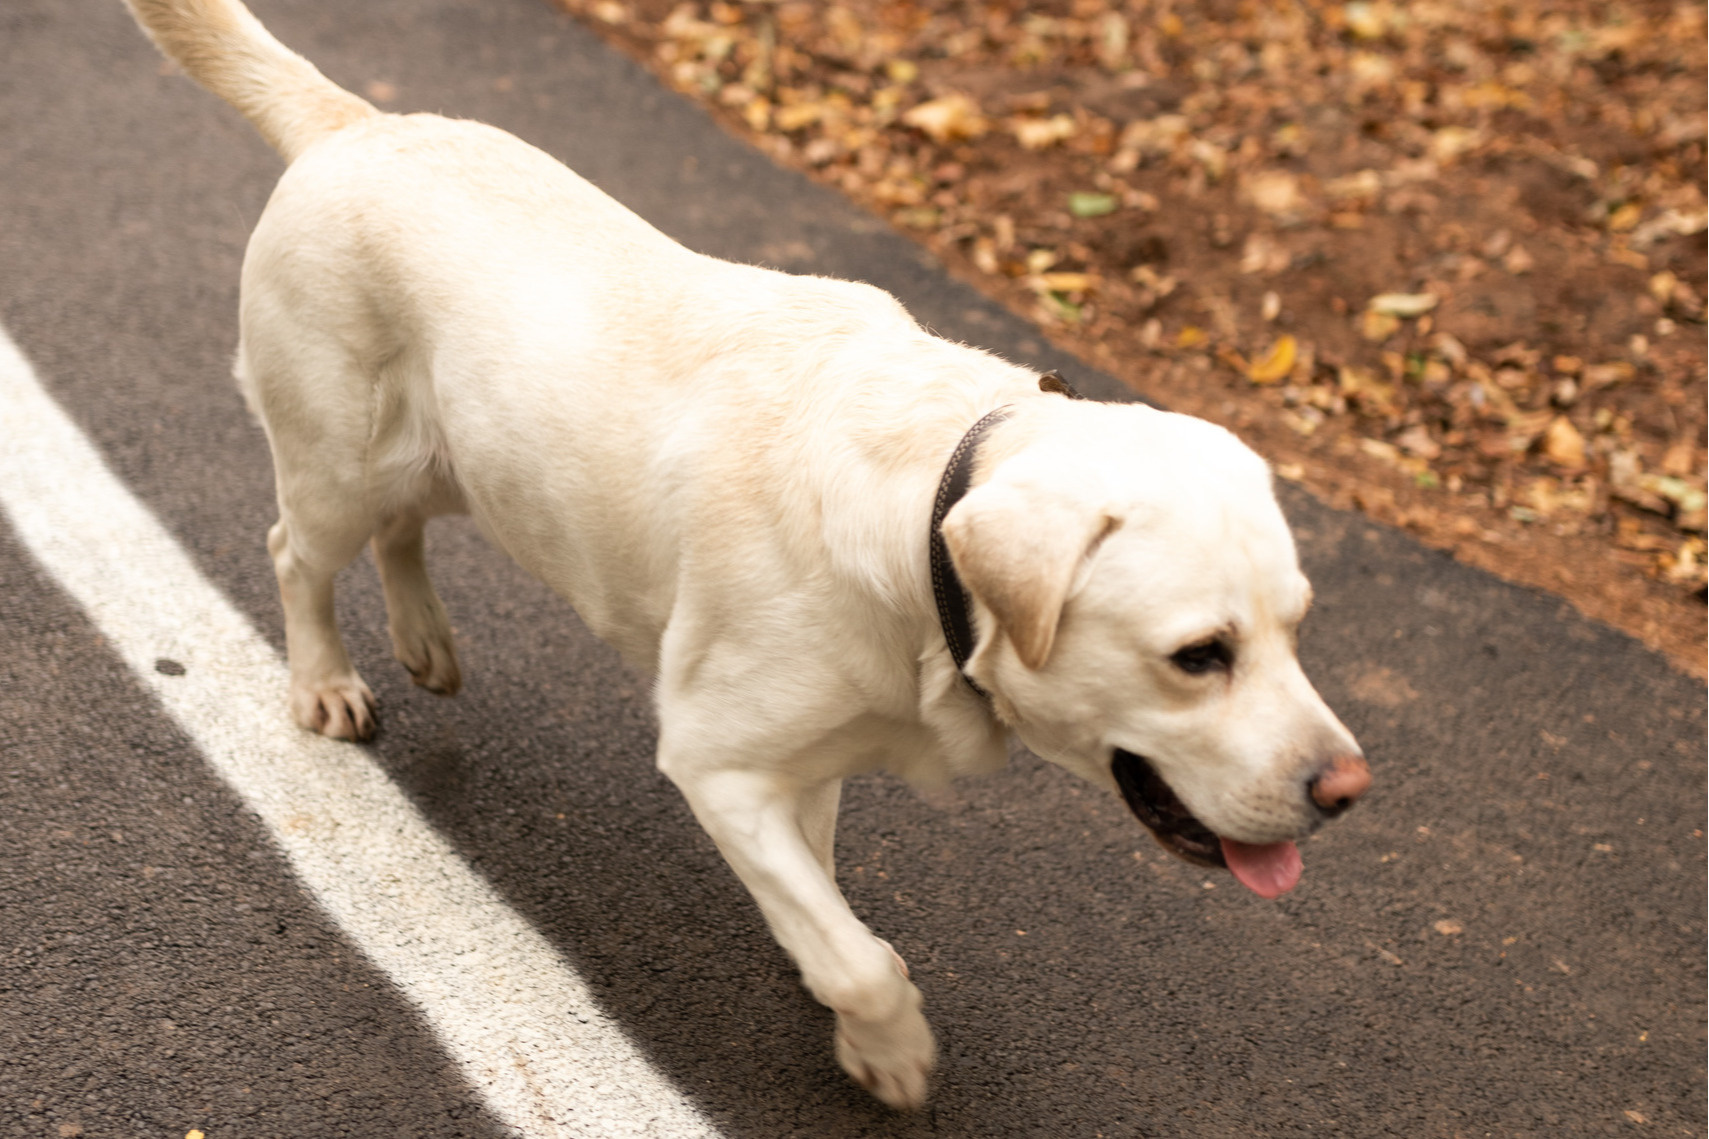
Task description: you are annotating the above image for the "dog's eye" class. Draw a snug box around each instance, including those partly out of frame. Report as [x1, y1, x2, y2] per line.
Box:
[1170, 639, 1233, 675]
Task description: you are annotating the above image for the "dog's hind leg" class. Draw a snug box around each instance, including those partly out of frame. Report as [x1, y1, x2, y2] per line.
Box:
[372, 510, 461, 696]
[251, 344, 385, 740]
[268, 504, 377, 741]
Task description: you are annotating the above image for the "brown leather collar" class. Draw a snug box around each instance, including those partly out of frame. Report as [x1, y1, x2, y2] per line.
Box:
[929, 406, 1011, 698]
[929, 372, 1082, 697]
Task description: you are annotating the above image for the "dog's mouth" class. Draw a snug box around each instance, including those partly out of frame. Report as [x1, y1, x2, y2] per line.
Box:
[1111, 749, 1225, 867]
[1111, 749, 1303, 899]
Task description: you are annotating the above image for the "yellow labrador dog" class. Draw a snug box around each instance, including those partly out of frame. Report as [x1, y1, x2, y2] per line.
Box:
[123, 0, 1370, 1108]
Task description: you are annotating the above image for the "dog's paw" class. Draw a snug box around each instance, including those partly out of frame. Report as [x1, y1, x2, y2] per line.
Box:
[834, 997, 936, 1110]
[393, 629, 461, 696]
[290, 674, 377, 741]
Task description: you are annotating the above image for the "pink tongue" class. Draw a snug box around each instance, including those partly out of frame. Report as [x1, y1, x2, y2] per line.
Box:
[1220, 838, 1303, 899]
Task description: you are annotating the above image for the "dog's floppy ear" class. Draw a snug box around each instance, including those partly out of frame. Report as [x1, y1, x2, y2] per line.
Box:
[941, 480, 1117, 670]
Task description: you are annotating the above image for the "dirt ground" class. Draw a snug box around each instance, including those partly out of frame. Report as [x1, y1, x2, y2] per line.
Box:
[553, 0, 1707, 676]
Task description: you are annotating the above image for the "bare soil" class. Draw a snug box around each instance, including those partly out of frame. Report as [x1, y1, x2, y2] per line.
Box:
[554, 0, 1707, 676]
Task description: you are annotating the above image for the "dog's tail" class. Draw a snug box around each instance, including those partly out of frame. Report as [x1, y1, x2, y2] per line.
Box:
[122, 0, 377, 163]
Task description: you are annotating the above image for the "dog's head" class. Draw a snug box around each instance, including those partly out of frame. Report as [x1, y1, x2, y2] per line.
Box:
[940, 401, 1367, 898]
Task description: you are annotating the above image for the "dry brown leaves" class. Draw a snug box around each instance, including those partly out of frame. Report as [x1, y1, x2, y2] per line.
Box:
[558, 0, 1707, 672]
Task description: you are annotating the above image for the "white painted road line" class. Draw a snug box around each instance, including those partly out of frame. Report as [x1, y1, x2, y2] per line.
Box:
[0, 323, 719, 1137]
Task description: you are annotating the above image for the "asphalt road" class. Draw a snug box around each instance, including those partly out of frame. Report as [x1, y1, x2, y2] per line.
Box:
[1, 1, 1704, 1137]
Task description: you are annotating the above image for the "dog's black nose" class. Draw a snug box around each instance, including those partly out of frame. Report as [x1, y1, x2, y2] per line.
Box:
[1308, 754, 1371, 816]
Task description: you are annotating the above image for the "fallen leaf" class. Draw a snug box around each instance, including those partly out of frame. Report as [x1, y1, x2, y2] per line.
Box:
[1240, 233, 1289, 275]
[1325, 168, 1383, 204]
[1361, 309, 1400, 341]
[1034, 271, 1099, 294]
[1506, 409, 1554, 452]
[1037, 292, 1082, 324]
[1116, 114, 1188, 160]
[1010, 113, 1078, 150]
[1215, 345, 1249, 373]
[901, 94, 987, 144]
[773, 101, 824, 131]
[590, 0, 629, 24]
[1175, 325, 1206, 349]
[1661, 538, 1708, 584]
[1582, 361, 1635, 389]
[870, 175, 926, 207]
[1431, 126, 1482, 163]
[1432, 332, 1468, 368]
[1247, 334, 1297, 384]
[1615, 519, 1674, 552]
[893, 206, 940, 229]
[1396, 424, 1441, 460]
[1344, 2, 1390, 39]
[1610, 451, 1672, 514]
[1607, 241, 1650, 269]
[1187, 139, 1227, 180]
[1348, 50, 1397, 90]
[1129, 264, 1178, 298]
[1244, 170, 1304, 217]
[1024, 248, 1058, 274]
[1629, 207, 1708, 248]
[1360, 438, 1401, 465]
[1123, 187, 1160, 212]
[1342, 367, 1399, 415]
[1368, 292, 1440, 318]
[1067, 191, 1117, 218]
[1640, 474, 1708, 517]
[1541, 417, 1587, 468]
[1607, 202, 1642, 232]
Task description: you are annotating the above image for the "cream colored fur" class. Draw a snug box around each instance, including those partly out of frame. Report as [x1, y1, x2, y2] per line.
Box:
[123, 0, 1362, 1109]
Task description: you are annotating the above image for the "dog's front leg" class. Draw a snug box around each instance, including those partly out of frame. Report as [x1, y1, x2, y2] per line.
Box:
[798, 780, 911, 979]
[796, 777, 841, 880]
[660, 758, 934, 1108]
